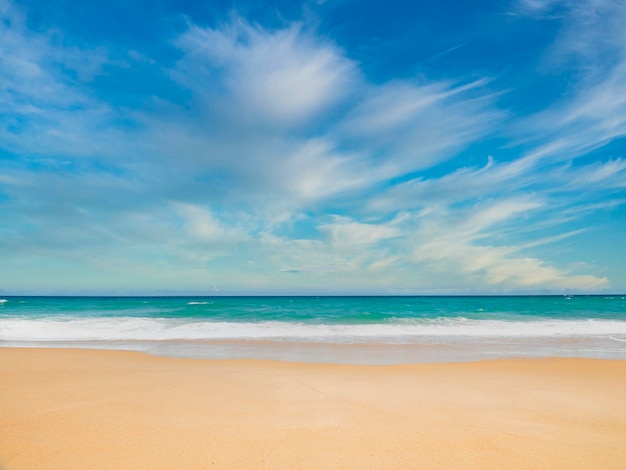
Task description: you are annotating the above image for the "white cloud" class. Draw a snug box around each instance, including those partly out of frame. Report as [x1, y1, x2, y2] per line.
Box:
[563, 158, 626, 187]
[281, 138, 368, 202]
[369, 145, 626, 220]
[320, 216, 401, 248]
[523, 63, 626, 163]
[175, 18, 356, 127]
[152, 16, 503, 219]
[176, 203, 247, 244]
[513, 0, 563, 15]
[511, 0, 626, 163]
[338, 78, 501, 172]
[0, 2, 124, 159]
[367, 155, 536, 213]
[410, 198, 609, 289]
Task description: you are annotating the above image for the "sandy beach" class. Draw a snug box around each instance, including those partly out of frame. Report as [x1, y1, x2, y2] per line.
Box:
[1, 348, 625, 469]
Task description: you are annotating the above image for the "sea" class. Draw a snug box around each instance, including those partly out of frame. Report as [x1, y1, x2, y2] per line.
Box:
[1, 295, 625, 364]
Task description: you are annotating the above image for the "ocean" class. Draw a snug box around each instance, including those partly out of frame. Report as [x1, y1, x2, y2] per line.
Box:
[1, 295, 625, 363]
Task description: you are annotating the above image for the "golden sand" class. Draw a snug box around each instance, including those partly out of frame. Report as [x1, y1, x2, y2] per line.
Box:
[1, 348, 625, 469]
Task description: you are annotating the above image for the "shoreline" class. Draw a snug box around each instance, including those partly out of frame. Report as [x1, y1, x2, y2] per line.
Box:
[2, 348, 626, 469]
[3, 335, 626, 364]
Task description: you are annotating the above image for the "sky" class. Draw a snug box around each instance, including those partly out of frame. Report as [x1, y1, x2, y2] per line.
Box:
[1, 0, 625, 295]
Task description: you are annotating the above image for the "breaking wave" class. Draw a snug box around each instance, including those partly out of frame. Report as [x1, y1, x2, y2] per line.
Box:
[2, 317, 626, 343]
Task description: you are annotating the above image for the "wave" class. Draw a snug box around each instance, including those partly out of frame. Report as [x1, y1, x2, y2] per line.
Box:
[187, 301, 212, 305]
[2, 317, 626, 343]
[0, 299, 7, 304]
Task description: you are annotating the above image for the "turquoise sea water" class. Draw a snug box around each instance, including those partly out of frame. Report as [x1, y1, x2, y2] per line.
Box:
[1, 296, 625, 363]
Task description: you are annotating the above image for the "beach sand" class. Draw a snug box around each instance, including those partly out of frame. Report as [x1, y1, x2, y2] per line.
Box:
[1, 348, 625, 469]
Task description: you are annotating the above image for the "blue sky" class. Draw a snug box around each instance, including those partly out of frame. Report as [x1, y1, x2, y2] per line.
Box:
[1, 0, 625, 295]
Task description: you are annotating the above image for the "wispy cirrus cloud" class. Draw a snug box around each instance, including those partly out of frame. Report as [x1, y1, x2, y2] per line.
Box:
[175, 18, 357, 127]
[0, 1, 125, 159]
[512, 0, 563, 16]
[142, 15, 501, 216]
[409, 197, 609, 289]
[511, 0, 626, 162]
[336, 78, 501, 175]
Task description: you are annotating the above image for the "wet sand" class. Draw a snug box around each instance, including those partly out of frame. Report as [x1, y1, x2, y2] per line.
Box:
[1, 348, 625, 469]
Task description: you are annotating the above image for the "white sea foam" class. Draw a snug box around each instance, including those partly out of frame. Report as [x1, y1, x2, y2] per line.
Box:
[0, 299, 7, 304]
[187, 301, 211, 305]
[1, 317, 626, 343]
